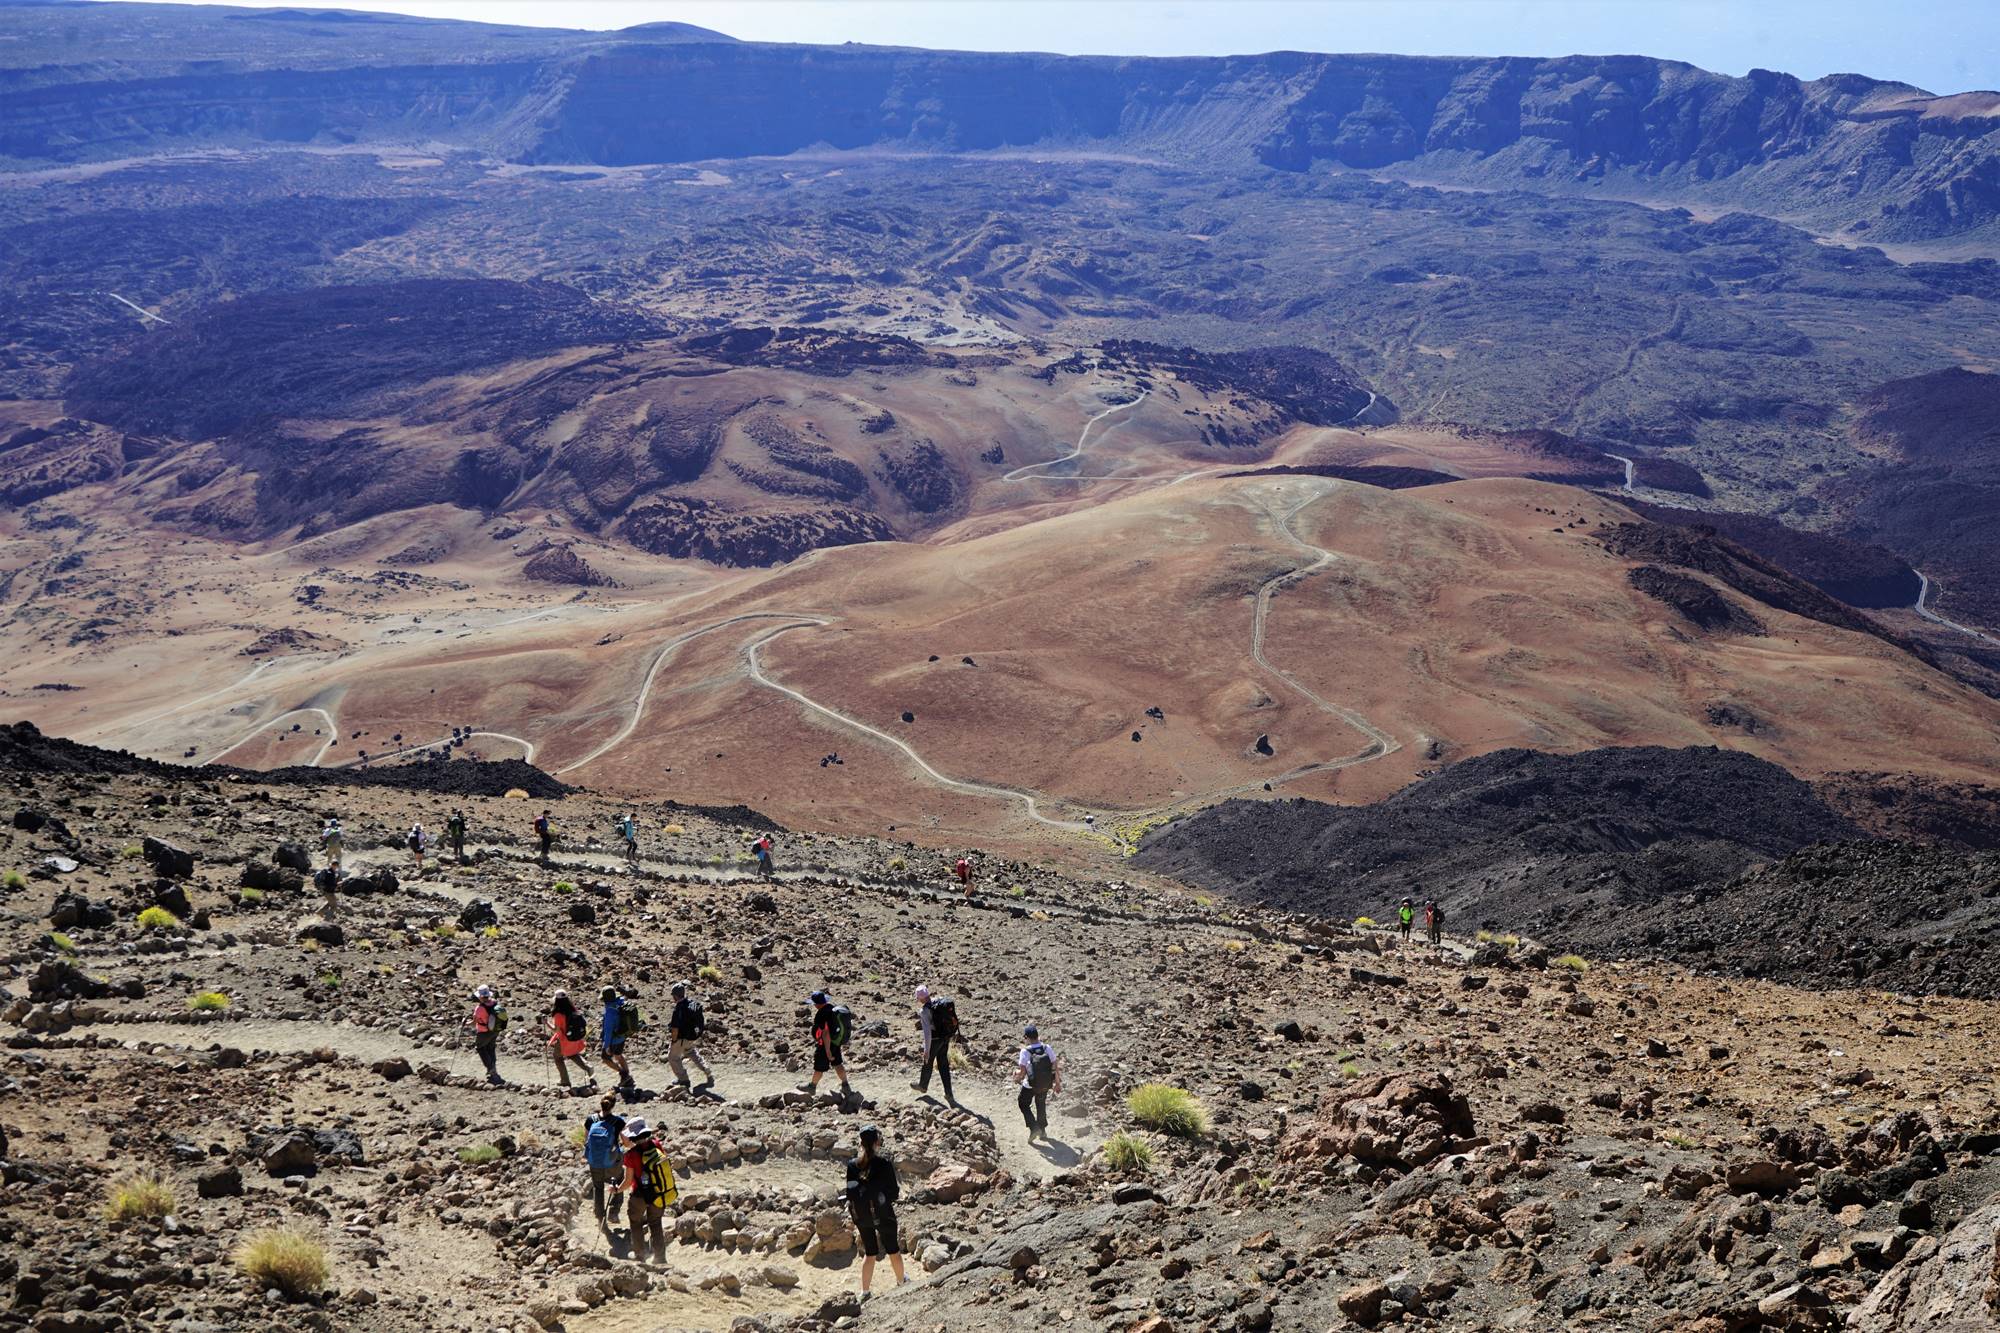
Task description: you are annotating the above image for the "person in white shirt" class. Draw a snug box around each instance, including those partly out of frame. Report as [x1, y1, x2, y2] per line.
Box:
[1013, 1024, 1063, 1140]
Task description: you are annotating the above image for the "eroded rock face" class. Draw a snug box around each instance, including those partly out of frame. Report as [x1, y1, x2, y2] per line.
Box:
[1279, 1072, 1475, 1171]
[1848, 1193, 2000, 1332]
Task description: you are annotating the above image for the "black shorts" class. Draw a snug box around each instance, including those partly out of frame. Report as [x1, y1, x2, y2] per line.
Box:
[814, 1044, 845, 1074]
[851, 1204, 899, 1258]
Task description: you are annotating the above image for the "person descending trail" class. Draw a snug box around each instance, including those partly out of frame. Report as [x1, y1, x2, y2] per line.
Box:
[446, 809, 468, 864]
[582, 1092, 626, 1226]
[910, 984, 958, 1105]
[320, 817, 344, 873]
[599, 985, 636, 1092]
[465, 985, 508, 1086]
[406, 822, 428, 871]
[617, 812, 640, 865]
[753, 833, 775, 879]
[845, 1125, 906, 1296]
[535, 810, 555, 862]
[802, 990, 853, 1101]
[665, 981, 712, 1090]
[952, 856, 974, 897]
[1398, 898, 1415, 944]
[1425, 899, 1443, 948]
[548, 989, 595, 1091]
[1014, 1024, 1063, 1141]
[619, 1116, 677, 1264]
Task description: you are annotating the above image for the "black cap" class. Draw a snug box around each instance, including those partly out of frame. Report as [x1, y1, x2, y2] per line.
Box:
[859, 1125, 880, 1145]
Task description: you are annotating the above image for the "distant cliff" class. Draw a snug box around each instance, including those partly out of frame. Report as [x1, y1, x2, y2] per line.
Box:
[4, 3, 1999, 244]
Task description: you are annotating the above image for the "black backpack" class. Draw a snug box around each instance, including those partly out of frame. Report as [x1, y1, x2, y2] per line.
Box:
[1027, 1043, 1056, 1092]
[685, 1000, 705, 1038]
[563, 1010, 585, 1041]
[829, 1004, 854, 1047]
[930, 997, 960, 1039]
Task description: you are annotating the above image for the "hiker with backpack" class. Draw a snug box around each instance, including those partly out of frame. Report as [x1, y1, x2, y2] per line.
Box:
[548, 990, 595, 1091]
[665, 981, 712, 1090]
[535, 810, 555, 863]
[619, 1116, 678, 1264]
[320, 817, 344, 873]
[406, 822, 428, 871]
[582, 1093, 626, 1225]
[753, 833, 775, 879]
[845, 1125, 906, 1295]
[1398, 898, 1415, 945]
[617, 812, 639, 865]
[910, 984, 958, 1105]
[1013, 1024, 1063, 1141]
[802, 990, 853, 1100]
[446, 809, 468, 864]
[464, 985, 508, 1086]
[599, 985, 637, 1092]
[1425, 899, 1444, 948]
[952, 856, 974, 897]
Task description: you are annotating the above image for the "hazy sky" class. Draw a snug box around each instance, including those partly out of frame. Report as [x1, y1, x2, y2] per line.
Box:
[124, 1, 2000, 94]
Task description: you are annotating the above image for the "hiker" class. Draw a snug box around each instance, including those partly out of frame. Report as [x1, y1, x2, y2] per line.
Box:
[581, 1092, 626, 1225]
[619, 1116, 677, 1264]
[801, 990, 852, 1100]
[406, 822, 427, 871]
[548, 989, 595, 1090]
[320, 817, 344, 873]
[1013, 1024, 1062, 1141]
[845, 1125, 906, 1295]
[952, 855, 974, 896]
[1425, 899, 1443, 947]
[910, 984, 957, 1105]
[445, 809, 468, 864]
[534, 810, 555, 862]
[665, 981, 712, 1090]
[617, 811, 639, 865]
[1398, 898, 1415, 944]
[464, 985, 507, 1086]
[599, 985, 636, 1091]
[753, 833, 774, 879]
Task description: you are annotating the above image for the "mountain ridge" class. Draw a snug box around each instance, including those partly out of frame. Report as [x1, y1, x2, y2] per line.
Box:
[4, 3, 2000, 245]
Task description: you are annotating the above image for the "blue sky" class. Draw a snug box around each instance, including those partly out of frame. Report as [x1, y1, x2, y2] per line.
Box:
[123, 1, 2000, 94]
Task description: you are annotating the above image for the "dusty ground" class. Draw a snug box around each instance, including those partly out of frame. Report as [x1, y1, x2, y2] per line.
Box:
[6, 764, 2000, 1331]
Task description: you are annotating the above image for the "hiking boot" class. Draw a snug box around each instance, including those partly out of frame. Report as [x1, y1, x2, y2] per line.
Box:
[909, 1081, 925, 1092]
[795, 1082, 815, 1093]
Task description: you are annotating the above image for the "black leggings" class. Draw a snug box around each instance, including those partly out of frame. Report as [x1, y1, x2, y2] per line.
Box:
[1018, 1084, 1048, 1132]
[919, 1034, 953, 1099]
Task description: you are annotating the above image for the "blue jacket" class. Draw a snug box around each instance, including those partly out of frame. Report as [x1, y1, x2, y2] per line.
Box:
[601, 1000, 623, 1044]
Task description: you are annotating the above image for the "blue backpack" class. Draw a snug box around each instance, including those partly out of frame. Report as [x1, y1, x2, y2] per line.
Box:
[584, 1115, 622, 1169]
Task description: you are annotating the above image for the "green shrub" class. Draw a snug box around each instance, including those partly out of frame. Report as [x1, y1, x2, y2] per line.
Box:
[432, 924, 457, 940]
[136, 905, 179, 931]
[887, 856, 907, 872]
[3, 869, 26, 891]
[458, 1143, 501, 1165]
[46, 931, 76, 954]
[662, 823, 684, 836]
[317, 970, 341, 989]
[696, 963, 723, 982]
[1128, 1084, 1209, 1139]
[238, 886, 265, 904]
[1102, 1132, 1155, 1173]
[188, 991, 230, 1011]
[1009, 884, 1027, 898]
[120, 845, 143, 861]
[1353, 915, 1376, 929]
[105, 1173, 176, 1221]
[552, 880, 575, 895]
[479, 925, 499, 939]
[1553, 953, 1589, 973]
[235, 1229, 329, 1296]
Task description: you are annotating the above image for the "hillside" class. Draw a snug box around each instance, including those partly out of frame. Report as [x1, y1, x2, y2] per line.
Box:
[1132, 745, 1860, 925]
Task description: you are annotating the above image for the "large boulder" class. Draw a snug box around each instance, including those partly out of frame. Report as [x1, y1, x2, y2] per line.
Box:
[150, 882, 194, 920]
[48, 893, 115, 931]
[1279, 1072, 1475, 1171]
[458, 899, 499, 930]
[1847, 1191, 2000, 1332]
[241, 862, 304, 893]
[341, 867, 397, 895]
[259, 1131, 318, 1177]
[297, 921, 345, 947]
[142, 837, 195, 879]
[273, 842, 313, 873]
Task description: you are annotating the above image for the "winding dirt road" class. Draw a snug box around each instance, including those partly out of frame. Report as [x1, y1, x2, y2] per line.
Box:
[1914, 570, 2000, 648]
[1001, 389, 1150, 482]
[209, 706, 340, 767]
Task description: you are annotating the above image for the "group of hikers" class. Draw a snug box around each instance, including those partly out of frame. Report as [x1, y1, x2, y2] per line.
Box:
[318, 809, 779, 879]
[1397, 897, 1446, 947]
[466, 976, 1066, 1291]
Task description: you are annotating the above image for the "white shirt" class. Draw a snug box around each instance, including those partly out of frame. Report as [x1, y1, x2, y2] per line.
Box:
[1017, 1041, 1057, 1075]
